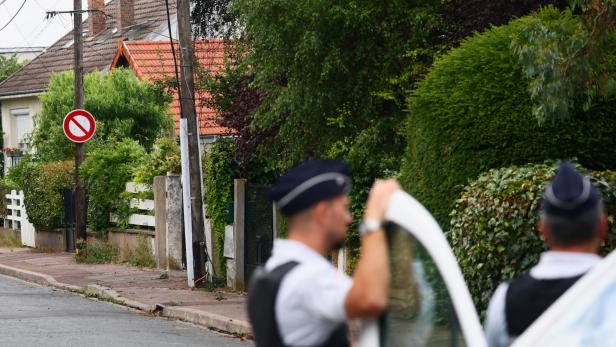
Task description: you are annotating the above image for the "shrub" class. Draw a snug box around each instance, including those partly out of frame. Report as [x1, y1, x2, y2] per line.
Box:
[127, 235, 156, 268]
[204, 139, 240, 277]
[449, 162, 616, 316]
[31, 68, 172, 162]
[77, 239, 120, 264]
[21, 160, 74, 230]
[80, 139, 146, 232]
[402, 7, 616, 227]
[0, 178, 10, 217]
[132, 137, 181, 185]
[5, 154, 38, 191]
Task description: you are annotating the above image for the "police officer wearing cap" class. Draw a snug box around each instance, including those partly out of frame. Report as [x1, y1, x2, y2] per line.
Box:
[247, 159, 398, 347]
[484, 162, 608, 347]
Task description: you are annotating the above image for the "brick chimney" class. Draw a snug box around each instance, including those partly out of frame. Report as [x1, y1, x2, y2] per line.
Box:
[88, 0, 106, 36]
[116, 0, 135, 33]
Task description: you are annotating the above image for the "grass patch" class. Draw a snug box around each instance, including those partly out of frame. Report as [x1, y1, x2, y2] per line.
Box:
[203, 276, 227, 292]
[127, 235, 156, 268]
[84, 288, 125, 305]
[0, 234, 21, 248]
[77, 240, 120, 264]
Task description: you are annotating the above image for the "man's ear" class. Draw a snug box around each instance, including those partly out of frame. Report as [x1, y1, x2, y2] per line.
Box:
[599, 213, 609, 240]
[312, 201, 328, 223]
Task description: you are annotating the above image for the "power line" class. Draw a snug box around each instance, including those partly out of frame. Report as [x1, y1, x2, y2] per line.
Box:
[0, 0, 27, 33]
[1, 3, 57, 77]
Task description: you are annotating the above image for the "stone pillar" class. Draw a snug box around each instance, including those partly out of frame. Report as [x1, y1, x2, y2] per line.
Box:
[233, 179, 246, 291]
[224, 225, 235, 287]
[154, 176, 167, 269]
[166, 175, 183, 270]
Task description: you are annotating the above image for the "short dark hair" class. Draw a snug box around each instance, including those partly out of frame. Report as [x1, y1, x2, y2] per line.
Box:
[542, 202, 603, 246]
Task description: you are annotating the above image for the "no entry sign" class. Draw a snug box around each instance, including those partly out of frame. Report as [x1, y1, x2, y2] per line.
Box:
[63, 109, 96, 143]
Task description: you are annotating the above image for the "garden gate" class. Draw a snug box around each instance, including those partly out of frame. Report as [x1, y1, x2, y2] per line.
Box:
[244, 183, 273, 284]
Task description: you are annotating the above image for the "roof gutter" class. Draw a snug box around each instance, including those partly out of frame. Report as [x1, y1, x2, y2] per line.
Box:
[0, 90, 45, 100]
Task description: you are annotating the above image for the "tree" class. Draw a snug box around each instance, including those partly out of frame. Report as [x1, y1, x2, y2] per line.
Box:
[442, 0, 569, 42]
[511, 1, 616, 123]
[30, 68, 173, 162]
[192, 0, 238, 39]
[402, 6, 616, 227]
[0, 55, 23, 83]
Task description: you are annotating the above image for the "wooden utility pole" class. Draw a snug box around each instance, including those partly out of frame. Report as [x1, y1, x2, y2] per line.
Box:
[177, 0, 207, 285]
[73, 0, 87, 255]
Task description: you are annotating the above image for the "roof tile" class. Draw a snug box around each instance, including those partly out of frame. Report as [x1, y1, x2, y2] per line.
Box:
[115, 40, 228, 136]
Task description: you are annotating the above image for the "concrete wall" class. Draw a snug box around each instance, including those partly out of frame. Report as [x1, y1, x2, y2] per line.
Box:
[33, 228, 156, 261]
[0, 227, 20, 241]
[107, 229, 156, 262]
[35, 229, 66, 252]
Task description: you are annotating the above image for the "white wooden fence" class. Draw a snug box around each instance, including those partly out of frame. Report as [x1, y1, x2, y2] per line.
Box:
[4, 190, 35, 247]
[110, 182, 155, 228]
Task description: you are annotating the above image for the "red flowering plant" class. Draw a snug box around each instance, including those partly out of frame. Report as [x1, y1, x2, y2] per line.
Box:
[2, 147, 22, 157]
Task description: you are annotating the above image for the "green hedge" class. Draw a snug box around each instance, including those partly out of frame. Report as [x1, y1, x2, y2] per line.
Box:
[204, 139, 240, 278]
[402, 7, 616, 227]
[450, 162, 616, 316]
[21, 160, 75, 230]
[80, 139, 146, 232]
[133, 137, 181, 185]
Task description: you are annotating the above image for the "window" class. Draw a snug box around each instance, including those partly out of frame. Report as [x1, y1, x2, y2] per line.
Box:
[11, 107, 31, 148]
[382, 223, 466, 347]
[359, 191, 487, 347]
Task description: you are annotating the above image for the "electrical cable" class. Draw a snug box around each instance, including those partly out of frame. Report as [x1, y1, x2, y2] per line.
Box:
[1, 5, 56, 76]
[0, 0, 27, 33]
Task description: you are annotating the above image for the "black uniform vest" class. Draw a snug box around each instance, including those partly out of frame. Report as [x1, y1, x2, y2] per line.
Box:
[505, 273, 583, 336]
[247, 261, 350, 347]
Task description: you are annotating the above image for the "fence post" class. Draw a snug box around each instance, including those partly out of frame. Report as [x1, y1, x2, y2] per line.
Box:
[154, 176, 167, 269]
[165, 175, 183, 270]
[233, 179, 246, 291]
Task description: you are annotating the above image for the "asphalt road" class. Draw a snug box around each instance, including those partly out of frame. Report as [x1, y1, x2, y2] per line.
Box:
[0, 274, 253, 347]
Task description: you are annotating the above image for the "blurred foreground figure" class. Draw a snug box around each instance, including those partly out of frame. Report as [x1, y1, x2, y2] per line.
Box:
[485, 162, 608, 347]
[248, 159, 397, 347]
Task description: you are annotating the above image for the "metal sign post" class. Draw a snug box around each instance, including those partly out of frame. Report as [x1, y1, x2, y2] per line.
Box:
[63, 108, 96, 255]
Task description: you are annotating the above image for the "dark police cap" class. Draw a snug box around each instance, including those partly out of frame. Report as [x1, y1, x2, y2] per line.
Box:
[542, 161, 601, 217]
[269, 159, 351, 216]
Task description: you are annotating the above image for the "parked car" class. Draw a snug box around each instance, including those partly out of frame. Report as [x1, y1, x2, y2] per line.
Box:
[359, 190, 616, 347]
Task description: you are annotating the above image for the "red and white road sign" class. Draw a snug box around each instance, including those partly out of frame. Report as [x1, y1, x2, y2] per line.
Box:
[63, 109, 96, 143]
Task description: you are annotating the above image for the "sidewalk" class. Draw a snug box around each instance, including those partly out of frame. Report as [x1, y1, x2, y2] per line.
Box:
[0, 247, 251, 338]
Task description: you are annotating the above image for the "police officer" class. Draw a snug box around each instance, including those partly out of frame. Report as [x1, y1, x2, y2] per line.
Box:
[248, 159, 398, 347]
[484, 162, 608, 347]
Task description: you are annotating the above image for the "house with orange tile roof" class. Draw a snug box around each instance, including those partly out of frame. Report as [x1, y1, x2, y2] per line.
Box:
[109, 40, 229, 140]
[0, 0, 184, 173]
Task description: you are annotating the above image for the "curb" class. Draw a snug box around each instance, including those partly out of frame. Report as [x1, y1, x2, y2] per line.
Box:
[163, 306, 252, 336]
[0, 263, 252, 337]
[84, 284, 156, 312]
[0, 263, 82, 293]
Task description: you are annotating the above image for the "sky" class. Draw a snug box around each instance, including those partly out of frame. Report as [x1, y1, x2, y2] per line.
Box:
[0, 0, 90, 48]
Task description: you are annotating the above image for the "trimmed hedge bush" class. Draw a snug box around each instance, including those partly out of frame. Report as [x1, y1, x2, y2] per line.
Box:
[80, 139, 146, 231]
[21, 160, 75, 230]
[402, 7, 616, 227]
[450, 162, 616, 316]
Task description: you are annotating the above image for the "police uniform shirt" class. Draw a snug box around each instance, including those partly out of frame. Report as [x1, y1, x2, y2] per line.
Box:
[484, 251, 601, 347]
[265, 238, 352, 347]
